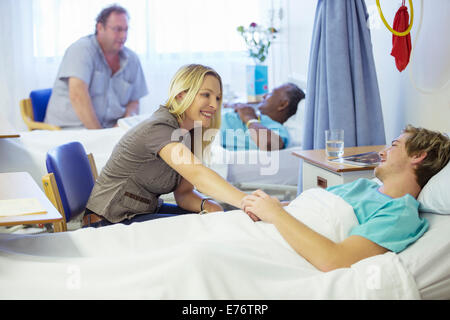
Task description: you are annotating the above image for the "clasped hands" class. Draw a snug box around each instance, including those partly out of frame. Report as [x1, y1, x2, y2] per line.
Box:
[240, 189, 285, 223]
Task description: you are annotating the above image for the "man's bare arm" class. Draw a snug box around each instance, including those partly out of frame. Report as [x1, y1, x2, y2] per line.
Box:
[241, 191, 388, 272]
[68, 77, 102, 129]
[124, 100, 139, 117]
[246, 122, 284, 151]
[235, 105, 284, 151]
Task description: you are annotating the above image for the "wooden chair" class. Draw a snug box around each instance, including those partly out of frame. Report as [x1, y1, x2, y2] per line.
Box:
[20, 89, 61, 131]
[42, 142, 98, 231]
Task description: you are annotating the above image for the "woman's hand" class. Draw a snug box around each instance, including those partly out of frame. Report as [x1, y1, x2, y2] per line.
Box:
[240, 189, 285, 223]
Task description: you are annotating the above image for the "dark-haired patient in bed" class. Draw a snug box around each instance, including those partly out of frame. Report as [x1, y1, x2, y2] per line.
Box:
[221, 83, 304, 151]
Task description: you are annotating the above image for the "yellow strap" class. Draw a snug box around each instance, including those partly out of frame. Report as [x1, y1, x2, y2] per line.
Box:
[376, 0, 414, 37]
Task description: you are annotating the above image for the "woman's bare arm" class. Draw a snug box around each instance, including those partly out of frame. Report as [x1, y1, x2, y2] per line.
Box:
[159, 142, 247, 208]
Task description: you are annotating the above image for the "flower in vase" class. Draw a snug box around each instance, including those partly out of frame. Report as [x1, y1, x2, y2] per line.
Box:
[237, 22, 278, 64]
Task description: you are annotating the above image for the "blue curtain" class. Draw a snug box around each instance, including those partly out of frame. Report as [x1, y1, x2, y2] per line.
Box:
[298, 0, 386, 194]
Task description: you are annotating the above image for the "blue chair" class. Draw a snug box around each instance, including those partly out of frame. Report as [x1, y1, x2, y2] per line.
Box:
[42, 142, 98, 230]
[42, 141, 179, 231]
[20, 88, 61, 131]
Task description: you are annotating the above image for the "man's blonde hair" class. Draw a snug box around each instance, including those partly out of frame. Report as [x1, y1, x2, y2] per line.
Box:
[404, 125, 450, 188]
[164, 64, 222, 158]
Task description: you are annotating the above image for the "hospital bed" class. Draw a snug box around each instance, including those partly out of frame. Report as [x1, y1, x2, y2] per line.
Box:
[0, 160, 448, 299]
[0, 117, 448, 298]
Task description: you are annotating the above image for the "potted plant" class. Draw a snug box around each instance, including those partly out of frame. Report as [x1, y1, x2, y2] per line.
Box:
[237, 22, 278, 102]
[237, 22, 278, 64]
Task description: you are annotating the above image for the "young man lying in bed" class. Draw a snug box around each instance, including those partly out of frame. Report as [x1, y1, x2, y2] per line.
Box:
[241, 125, 450, 272]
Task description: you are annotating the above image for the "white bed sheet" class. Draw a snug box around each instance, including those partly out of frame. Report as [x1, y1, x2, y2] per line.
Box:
[0, 188, 420, 299]
[0, 128, 124, 186]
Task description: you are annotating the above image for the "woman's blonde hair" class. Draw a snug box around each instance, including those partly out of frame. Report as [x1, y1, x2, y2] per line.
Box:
[163, 64, 222, 160]
[404, 124, 450, 188]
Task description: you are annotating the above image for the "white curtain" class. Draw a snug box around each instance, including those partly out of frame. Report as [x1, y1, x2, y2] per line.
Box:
[1, 0, 285, 131]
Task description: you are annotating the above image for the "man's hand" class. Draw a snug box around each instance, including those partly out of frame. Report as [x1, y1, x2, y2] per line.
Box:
[225, 102, 283, 151]
[234, 106, 259, 124]
[240, 189, 284, 223]
[224, 102, 256, 109]
[224, 103, 259, 123]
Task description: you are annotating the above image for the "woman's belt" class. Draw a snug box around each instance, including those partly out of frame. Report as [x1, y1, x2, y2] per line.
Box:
[82, 212, 105, 227]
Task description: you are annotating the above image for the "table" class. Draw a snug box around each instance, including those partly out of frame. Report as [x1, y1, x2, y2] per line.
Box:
[0, 172, 65, 232]
[293, 145, 385, 191]
[0, 132, 20, 139]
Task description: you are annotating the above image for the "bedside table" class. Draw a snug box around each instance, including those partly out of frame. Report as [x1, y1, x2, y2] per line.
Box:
[293, 145, 385, 191]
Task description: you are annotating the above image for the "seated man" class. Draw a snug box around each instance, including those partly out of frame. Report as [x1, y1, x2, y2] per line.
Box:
[241, 125, 450, 271]
[220, 83, 305, 151]
[44, 5, 148, 129]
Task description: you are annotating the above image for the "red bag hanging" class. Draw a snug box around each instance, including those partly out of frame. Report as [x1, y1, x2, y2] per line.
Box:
[390, 1, 412, 72]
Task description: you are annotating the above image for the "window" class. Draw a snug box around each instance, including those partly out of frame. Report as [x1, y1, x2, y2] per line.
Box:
[30, 0, 279, 115]
[32, 0, 267, 58]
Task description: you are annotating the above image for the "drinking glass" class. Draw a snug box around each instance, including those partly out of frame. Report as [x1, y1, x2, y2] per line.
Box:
[325, 129, 344, 158]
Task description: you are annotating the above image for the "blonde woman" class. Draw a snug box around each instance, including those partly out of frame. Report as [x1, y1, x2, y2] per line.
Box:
[83, 64, 248, 228]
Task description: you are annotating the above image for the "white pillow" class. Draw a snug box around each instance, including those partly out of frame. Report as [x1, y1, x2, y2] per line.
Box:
[418, 160, 450, 214]
[284, 99, 305, 147]
[399, 212, 450, 299]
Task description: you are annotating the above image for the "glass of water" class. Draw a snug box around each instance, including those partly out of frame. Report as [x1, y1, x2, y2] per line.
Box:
[325, 129, 344, 158]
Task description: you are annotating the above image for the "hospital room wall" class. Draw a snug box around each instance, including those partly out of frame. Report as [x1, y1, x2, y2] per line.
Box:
[367, 0, 450, 142]
[281, 0, 316, 89]
[286, 0, 449, 144]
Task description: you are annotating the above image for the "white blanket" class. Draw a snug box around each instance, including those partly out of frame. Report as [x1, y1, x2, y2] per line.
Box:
[0, 189, 420, 299]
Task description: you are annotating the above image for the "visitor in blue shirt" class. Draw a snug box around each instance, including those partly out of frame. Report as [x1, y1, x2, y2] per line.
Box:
[45, 5, 148, 129]
[221, 83, 304, 151]
[241, 125, 450, 272]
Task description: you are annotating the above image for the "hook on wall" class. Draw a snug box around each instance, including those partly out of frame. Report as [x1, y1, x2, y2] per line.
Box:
[376, 0, 414, 37]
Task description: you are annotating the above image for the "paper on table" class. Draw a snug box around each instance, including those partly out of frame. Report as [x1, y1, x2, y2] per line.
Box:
[0, 198, 47, 217]
[329, 151, 381, 167]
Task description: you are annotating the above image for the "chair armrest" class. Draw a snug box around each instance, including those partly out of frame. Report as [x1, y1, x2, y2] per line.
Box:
[27, 121, 61, 131]
[87, 153, 99, 181]
[19, 98, 61, 131]
[42, 173, 66, 220]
